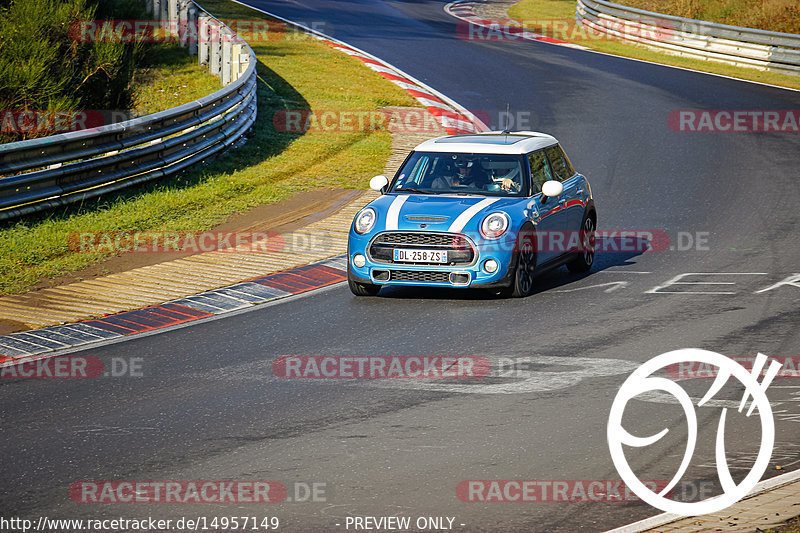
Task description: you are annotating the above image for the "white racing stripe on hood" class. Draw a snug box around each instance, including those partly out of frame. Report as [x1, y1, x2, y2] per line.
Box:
[386, 195, 409, 231]
[448, 198, 500, 233]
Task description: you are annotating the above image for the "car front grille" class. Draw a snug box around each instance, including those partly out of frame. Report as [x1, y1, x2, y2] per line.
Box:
[369, 232, 475, 265]
[389, 270, 450, 283]
[376, 233, 470, 247]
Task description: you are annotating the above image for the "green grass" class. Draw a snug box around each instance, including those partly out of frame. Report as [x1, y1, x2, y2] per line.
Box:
[133, 42, 223, 116]
[617, 0, 800, 34]
[507, 0, 800, 91]
[0, 0, 419, 295]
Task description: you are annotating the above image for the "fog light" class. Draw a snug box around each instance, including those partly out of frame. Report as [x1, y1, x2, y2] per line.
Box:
[484, 259, 499, 273]
[449, 273, 470, 286]
[353, 254, 366, 268]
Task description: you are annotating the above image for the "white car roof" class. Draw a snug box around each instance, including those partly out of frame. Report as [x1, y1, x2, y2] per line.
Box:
[412, 131, 559, 155]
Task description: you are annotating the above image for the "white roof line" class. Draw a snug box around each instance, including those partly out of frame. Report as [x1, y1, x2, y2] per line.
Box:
[412, 131, 559, 154]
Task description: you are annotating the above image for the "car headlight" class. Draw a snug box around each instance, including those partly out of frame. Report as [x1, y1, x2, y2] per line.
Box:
[354, 207, 377, 235]
[480, 212, 509, 239]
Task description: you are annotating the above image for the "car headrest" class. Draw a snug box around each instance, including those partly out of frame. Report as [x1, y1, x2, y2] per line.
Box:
[481, 161, 517, 170]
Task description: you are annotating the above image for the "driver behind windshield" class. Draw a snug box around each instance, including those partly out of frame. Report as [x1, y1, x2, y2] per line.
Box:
[433, 157, 490, 189]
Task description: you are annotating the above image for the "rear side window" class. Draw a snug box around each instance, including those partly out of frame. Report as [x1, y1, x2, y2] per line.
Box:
[528, 150, 552, 193]
[544, 145, 575, 182]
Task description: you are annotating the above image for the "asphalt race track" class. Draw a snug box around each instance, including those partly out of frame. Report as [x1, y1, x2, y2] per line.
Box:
[2, 1, 800, 531]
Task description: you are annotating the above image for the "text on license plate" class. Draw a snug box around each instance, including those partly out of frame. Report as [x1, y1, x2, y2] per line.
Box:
[393, 248, 448, 263]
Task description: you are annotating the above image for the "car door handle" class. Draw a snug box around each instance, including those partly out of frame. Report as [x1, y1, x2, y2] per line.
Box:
[576, 189, 584, 195]
[558, 198, 566, 204]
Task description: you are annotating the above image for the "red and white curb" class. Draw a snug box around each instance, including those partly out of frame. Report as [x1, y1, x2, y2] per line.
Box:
[0, 257, 348, 367]
[321, 41, 487, 134]
[445, 0, 589, 50]
[230, 0, 490, 135]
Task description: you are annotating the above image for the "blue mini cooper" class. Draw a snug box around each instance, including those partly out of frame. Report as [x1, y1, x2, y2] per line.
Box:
[347, 131, 597, 297]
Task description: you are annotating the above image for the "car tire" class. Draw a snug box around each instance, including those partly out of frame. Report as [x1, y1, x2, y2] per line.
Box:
[495, 226, 537, 298]
[566, 211, 596, 274]
[347, 263, 380, 296]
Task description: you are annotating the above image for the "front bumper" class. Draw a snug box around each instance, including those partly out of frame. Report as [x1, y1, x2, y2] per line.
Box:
[348, 231, 517, 289]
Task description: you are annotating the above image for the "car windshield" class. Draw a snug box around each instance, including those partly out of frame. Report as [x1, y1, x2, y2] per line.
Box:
[391, 152, 526, 196]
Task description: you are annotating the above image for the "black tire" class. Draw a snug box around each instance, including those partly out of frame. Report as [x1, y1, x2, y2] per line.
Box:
[495, 227, 537, 298]
[347, 264, 380, 296]
[567, 212, 596, 273]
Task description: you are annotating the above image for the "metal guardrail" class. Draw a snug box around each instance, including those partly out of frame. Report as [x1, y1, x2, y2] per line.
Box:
[0, 0, 257, 220]
[576, 0, 800, 75]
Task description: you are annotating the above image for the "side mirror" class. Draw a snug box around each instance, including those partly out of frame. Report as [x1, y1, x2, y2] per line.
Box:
[541, 180, 563, 198]
[370, 175, 389, 193]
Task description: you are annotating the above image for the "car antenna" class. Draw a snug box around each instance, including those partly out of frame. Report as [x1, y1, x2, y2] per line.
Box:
[502, 103, 511, 140]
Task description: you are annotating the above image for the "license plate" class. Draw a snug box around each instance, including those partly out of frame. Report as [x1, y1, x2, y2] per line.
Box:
[393, 248, 448, 263]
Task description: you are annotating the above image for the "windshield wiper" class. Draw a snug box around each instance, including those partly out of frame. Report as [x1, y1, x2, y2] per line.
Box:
[395, 188, 432, 194]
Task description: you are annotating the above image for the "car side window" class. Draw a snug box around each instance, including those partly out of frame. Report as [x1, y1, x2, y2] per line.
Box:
[544, 145, 575, 182]
[528, 150, 552, 193]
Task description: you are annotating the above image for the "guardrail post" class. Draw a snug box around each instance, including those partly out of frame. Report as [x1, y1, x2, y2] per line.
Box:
[231, 42, 242, 82]
[210, 20, 221, 77]
[167, 0, 178, 37]
[240, 50, 251, 81]
[178, 0, 188, 47]
[198, 15, 210, 65]
[187, 2, 198, 55]
[221, 32, 232, 85]
[159, 0, 168, 30]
